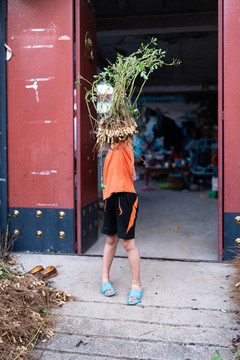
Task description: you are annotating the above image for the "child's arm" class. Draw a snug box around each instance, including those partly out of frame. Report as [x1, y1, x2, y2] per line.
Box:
[130, 144, 137, 181]
[132, 163, 136, 181]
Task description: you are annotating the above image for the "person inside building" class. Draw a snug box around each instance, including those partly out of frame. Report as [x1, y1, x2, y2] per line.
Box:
[101, 140, 143, 305]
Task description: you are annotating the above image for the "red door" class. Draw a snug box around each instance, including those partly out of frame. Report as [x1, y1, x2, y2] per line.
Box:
[219, 0, 240, 260]
[75, 0, 98, 253]
[7, 0, 75, 252]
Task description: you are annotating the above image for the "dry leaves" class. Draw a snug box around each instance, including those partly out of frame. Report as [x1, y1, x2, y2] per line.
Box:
[0, 269, 72, 360]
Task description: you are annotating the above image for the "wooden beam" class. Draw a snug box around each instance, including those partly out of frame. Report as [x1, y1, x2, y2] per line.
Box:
[97, 11, 217, 36]
[136, 84, 218, 94]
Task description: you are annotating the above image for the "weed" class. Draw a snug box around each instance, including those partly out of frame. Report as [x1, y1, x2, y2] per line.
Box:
[0, 260, 14, 280]
[13, 307, 56, 360]
[1, 214, 20, 263]
[211, 349, 240, 360]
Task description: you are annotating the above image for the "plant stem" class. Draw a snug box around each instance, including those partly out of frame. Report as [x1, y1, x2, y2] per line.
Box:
[0, 260, 14, 280]
[76, 38, 181, 156]
[3, 215, 10, 258]
[13, 314, 49, 360]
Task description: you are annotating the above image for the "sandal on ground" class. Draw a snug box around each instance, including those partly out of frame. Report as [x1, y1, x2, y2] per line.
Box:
[28, 265, 44, 275]
[36, 266, 58, 280]
[101, 282, 116, 297]
[128, 288, 143, 305]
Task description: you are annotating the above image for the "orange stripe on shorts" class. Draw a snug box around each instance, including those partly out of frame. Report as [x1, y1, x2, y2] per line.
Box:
[118, 196, 123, 215]
[126, 196, 138, 234]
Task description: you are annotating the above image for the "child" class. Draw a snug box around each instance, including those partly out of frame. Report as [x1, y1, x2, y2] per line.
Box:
[100, 140, 143, 305]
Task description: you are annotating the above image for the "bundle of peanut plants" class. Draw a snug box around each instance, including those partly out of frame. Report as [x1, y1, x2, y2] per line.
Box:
[0, 261, 73, 360]
[0, 223, 73, 360]
[76, 37, 181, 187]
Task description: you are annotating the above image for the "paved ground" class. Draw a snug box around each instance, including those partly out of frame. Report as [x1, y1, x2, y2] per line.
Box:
[18, 253, 239, 360]
[15, 179, 233, 359]
[88, 179, 218, 261]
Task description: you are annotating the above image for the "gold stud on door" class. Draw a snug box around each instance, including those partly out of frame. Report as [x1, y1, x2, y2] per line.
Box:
[235, 238, 240, 246]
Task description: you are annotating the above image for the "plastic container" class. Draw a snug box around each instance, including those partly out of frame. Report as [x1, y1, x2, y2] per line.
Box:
[168, 174, 184, 190]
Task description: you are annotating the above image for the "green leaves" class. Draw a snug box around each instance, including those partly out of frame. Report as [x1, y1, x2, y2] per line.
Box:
[0, 260, 14, 280]
[136, 64, 145, 72]
[76, 38, 181, 135]
[211, 350, 222, 360]
[129, 107, 139, 116]
[211, 349, 240, 360]
[140, 71, 148, 80]
[75, 37, 181, 189]
[95, 39, 171, 96]
[132, 109, 140, 116]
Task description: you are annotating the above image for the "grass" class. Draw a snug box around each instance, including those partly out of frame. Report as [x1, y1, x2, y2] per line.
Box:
[211, 349, 240, 360]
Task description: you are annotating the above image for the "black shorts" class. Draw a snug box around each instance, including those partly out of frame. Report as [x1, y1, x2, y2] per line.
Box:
[101, 192, 138, 240]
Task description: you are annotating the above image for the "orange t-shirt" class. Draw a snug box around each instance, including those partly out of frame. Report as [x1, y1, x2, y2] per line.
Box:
[102, 141, 136, 200]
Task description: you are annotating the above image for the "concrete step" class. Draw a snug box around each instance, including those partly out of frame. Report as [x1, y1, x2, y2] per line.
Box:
[17, 254, 239, 360]
[54, 300, 237, 330]
[53, 316, 236, 347]
[36, 334, 235, 360]
[18, 254, 236, 310]
[35, 351, 124, 360]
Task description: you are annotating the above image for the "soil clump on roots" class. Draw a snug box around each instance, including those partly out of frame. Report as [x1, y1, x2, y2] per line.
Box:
[97, 113, 138, 148]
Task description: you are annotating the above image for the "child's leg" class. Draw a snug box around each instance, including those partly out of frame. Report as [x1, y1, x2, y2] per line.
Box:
[121, 238, 142, 301]
[102, 234, 119, 294]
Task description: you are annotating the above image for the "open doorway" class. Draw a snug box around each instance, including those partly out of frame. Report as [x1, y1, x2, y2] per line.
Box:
[85, 0, 219, 261]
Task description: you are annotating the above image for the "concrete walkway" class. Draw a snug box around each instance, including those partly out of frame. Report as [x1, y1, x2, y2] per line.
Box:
[18, 253, 239, 360]
[88, 179, 219, 261]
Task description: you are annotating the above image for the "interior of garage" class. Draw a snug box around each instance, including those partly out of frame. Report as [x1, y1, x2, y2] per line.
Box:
[84, 0, 219, 261]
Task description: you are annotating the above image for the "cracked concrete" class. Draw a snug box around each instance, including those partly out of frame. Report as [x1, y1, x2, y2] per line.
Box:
[17, 179, 239, 359]
[87, 179, 219, 261]
[18, 254, 239, 360]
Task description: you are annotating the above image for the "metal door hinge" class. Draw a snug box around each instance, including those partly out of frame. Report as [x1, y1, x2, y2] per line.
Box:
[5, 44, 13, 61]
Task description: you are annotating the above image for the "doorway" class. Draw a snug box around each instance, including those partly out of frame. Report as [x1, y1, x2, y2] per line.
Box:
[86, 0, 219, 261]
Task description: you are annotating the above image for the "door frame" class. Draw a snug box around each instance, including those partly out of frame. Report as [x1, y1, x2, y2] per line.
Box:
[75, 0, 98, 254]
[218, 0, 223, 261]
[0, 0, 8, 236]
